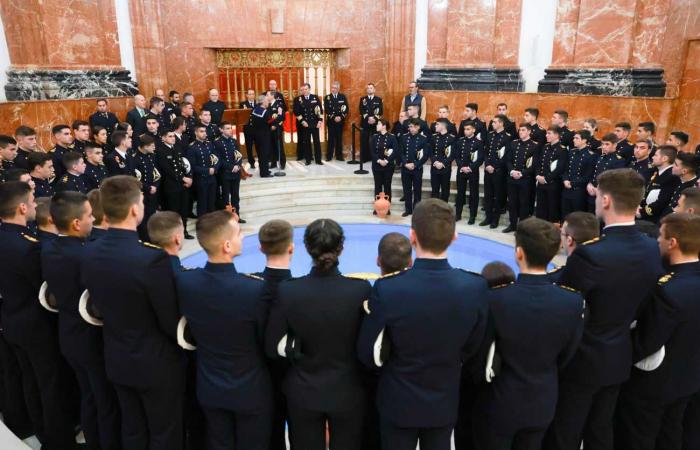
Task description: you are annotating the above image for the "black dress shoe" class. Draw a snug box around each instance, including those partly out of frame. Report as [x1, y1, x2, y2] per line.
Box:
[467, 217, 476, 225]
[249, 163, 256, 169]
[478, 219, 490, 226]
[402, 211, 411, 217]
[184, 232, 195, 240]
[489, 223, 499, 229]
[326, 158, 332, 162]
[335, 158, 345, 162]
[399, 196, 405, 202]
[305, 161, 312, 166]
[502, 225, 516, 233]
[373, 210, 377, 215]
[456, 215, 462, 221]
[316, 161, 324, 165]
[238, 218, 247, 224]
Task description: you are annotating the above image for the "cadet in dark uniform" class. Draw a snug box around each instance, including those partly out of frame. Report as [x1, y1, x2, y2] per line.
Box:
[524, 108, 546, 148]
[392, 111, 408, 140]
[398, 118, 430, 217]
[41, 191, 121, 450]
[0, 182, 79, 450]
[177, 210, 272, 450]
[616, 213, 700, 450]
[406, 105, 431, 137]
[614, 122, 636, 164]
[358, 199, 489, 450]
[134, 135, 161, 240]
[133, 114, 161, 150]
[105, 130, 136, 177]
[549, 211, 601, 283]
[429, 118, 456, 202]
[504, 123, 538, 232]
[202, 88, 227, 126]
[89, 99, 120, 136]
[586, 133, 627, 213]
[583, 119, 602, 155]
[50, 124, 74, 183]
[164, 91, 180, 125]
[268, 92, 286, 170]
[454, 121, 484, 223]
[180, 102, 198, 145]
[475, 218, 584, 450]
[293, 83, 324, 165]
[459, 103, 487, 141]
[248, 94, 275, 178]
[545, 169, 664, 450]
[214, 121, 245, 222]
[324, 81, 348, 161]
[35, 197, 58, 242]
[266, 219, 372, 450]
[187, 124, 220, 215]
[636, 122, 658, 156]
[239, 89, 258, 167]
[551, 110, 574, 149]
[430, 106, 457, 136]
[639, 145, 681, 223]
[157, 129, 194, 239]
[71, 120, 91, 156]
[0, 134, 18, 181]
[199, 110, 221, 142]
[81, 176, 185, 450]
[488, 103, 517, 137]
[480, 114, 513, 228]
[359, 83, 384, 163]
[55, 151, 88, 194]
[561, 130, 595, 217]
[668, 152, 700, 214]
[28, 152, 55, 198]
[370, 119, 399, 213]
[535, 126, 567, 223]
[83, 143, 108, 192]
[631, 139, 656, 185]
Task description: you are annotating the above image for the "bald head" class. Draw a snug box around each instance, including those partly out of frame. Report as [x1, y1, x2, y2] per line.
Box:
[134, 94, 146, 109]
[209, 89, 219, 101]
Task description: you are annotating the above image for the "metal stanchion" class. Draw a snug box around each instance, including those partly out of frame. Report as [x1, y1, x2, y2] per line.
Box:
[273, 128, 286, 177]
[351, 123, 368, 175]
[348, 123, 360, 165]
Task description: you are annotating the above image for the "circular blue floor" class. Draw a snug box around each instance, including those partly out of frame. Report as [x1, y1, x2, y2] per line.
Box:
[182, 223, 524, 278]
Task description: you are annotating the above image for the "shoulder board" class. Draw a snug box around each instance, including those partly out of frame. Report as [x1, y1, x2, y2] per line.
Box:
[214, 137, 220, 141]
[182, 266, 196, 271]
[505, 132, 511, 136]
[380, 268, 407, 279]
[616, 154, 622, 159]
[61, 175, 68, 182]
[492, 281, 514, 289]
[448, 133, 455, 138]
[582, 237, 600, 246]
[658, 273, 674, 285]
[547, 265, 563, 274]
[556, 284, 580, 294]
[344, 272, 380, 281]
[21, 233, 38, 243]
[188, 141, 195, 146]
[244, 273, 264, 281]
[141, 241, 161, 249]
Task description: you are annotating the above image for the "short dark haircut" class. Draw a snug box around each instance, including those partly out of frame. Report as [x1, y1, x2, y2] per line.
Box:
[84, 142, 101, 153]
[638, 121, 656, 134]
[366, 82, 375, 87]
[481, 261, 515, 288]
[52, 124, 70, 135]
[27, 152, 52, 171]
[465, 102, 478, 111]
[149, 96, 164, 109]
[35, 197, 52, 227]
[304, 219, 345, 273]
[100, 175, 142, 222]
[670, 131, 689, 145]
[147, 211, 183, 247]
[515, 218, 561, 268]
[436, 118, 450, 127]
[145, 114, 159, 123]
[196, 210, 237, 254]
[497, 102, 507, 108]
[681, 187, 700, 212]
[597, 169, 646, 214]
[553, 110, 568, 121]
[0, 181, 32, 218]
[4, 168, 29, 182]
[676, 151, 700, 174]
[169, 90, 179, 97]
[87, 189, 104, 225]
[92, 125, 106, 137]
[547, 125, 561, 135]
[524, 107, 539, 118]
[575, 129, 592, 143]
[116, 122, 131, 132]
[72, 120, 89, 130]
[411, 199, 455, 253]
[563, 211, 600, 244]
[378, 232, 412, 274]
[378, 118, 390, 128]
[584, 118, 598, 130]
[407, 118, 421, 127]
[96, 98, 107, 104]
[111, 130, 128, 147]
[15, 126, 36, 137]
[258, 219, 294, 256]
[139, 135, 155, 148]
[0, 134, 17, 148]
[302, 82, 311, 89]
[660, 213, 700, 255]
[615, 122, 632, 131]
[62, 151, 83, 169]
[493, 114, 508, 125]
[171, 117, 186, 129]
[658, 145, 678, 164]
[518, 123, 532, 132]
[462, 120, 476, 129]
[220, 121, 232, 128]
[601, 132, 618, 144]
[50, 191, 88, 232]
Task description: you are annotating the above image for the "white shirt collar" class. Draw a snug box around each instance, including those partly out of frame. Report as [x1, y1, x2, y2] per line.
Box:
[604, 221, 636, 229]
[116, 149, 127, 158]
[658, 165, 673, 176]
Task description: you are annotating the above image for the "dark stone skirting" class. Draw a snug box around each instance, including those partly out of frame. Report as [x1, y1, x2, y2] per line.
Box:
[537, 68, 666, 97]
[5, 69, 139, 101]
[417, 67, 524, 92]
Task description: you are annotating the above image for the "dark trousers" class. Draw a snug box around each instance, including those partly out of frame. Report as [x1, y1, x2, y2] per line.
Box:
[616, 391, 689, 450]
[401, 169, 423, 214]
[360, 128, 375, 163]
[288, 401, 365, 450]
[202, 406, 272, 450]
[683, 391, 700, 450]
[270, 128, 286, 168]
[184, 353, 205, 450]
[484, 171, 506, 225]
[252, 130, 272, 176]
[299, 125, 322, 164]
[0, 334, 33, 438]
[14, 343, 77, 450]
[587, 193, 596, 213]
[327, 122, 344, 160]
[561, 188, 587, 219]
[269, 362, 290, 450]
[544, 381, 620, 450]
[380, 421, 453, 450]
[220, 177, 241, 215]
[243, 129, 256, 166]
[65, 356, 121, 450]
[163, 189, 190, 231]
[454, 379, 478, 450]
[455, 172, 480, 220]
[138, 192, 159, 241]
[113, 383, 184, 450]
[475, 422, 546, 450]
[373, 168, 394, 199]
[507, 181, 532, 226]
[535, 185, 562, 223]
[431, 169, 451, 202]
[195, 180, 217, 216]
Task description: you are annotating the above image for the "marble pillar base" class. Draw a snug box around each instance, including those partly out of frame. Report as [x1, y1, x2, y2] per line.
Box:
[4, 69, 139, 101]
[537, 68, 666, 97]
[417, 67, 524, 92]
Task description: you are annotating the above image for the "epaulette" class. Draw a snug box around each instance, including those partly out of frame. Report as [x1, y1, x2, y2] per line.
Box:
[556, 284, 579, 293]
[141, 241, 161, 249]
[244, 273, 264, 281]
[658, 273, 674, 285]
[344, 272, 380, 281]
[21, 233, 38, 243]
[616, 154, 622, 159]
[188, 141, 195, 146]
[491, 281, 514, 289]
[448, 133, 456, 138]
[582, 237, 600, 246]
[505, 132, 512, 136]
[182, 266, 196, 271]
[380, 268, 407, 279]
[61, 175, 68, 182]
[547, 265, 563, 274]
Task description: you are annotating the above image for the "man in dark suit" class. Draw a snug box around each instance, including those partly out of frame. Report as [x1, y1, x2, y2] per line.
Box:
[81, 176, 185, 450]
[177, 210, 272, 450]
[157, 129, 193, 239]
[616, 213, 700, 450]
[104, 130, 135, 177]
[614, 122, 636, 164]
[125, 94, 148, 137]
[639, 145, 681, 223]
[202, 88, 227, 125]
[358, 199, 489, 450]
[545, 168, 665, 450]
[239, 88, 258, 167]
[293, 83, 324, 165]
[359, 83, 384, 163]
[89, 98, 119, 137]
[324, 81, 348, 161]
[474, 218, 584, 450]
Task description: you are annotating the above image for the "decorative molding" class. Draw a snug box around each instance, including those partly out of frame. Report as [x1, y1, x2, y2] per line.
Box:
[4, 69, 138, 101]
[216, 49, 335, 69]
[417, 67, 524, 92]
[537, 68, 666, 97]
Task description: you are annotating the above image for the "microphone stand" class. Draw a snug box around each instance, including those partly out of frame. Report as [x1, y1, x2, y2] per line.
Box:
[274, 127, 286, 177]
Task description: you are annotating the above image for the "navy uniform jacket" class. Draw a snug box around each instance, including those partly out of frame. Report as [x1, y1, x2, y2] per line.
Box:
[177, 263, 272, 412]
[392, 120, 407, 140]
[105, 149, 136, 177]
[668, 176, 699, 214]
[156, 142, 188, 193]
[484, 130, 513, 172]
[563, 147, 594, 191]
[134, 151, 161, 194]
[50, 144, 72, 181]
[32, 177, 54, 197]
[536, 142, 567, 188]
[560, 126, 574, 149]
[430, 121, 457, 136]
[459, 117, 487, 141]
[370, 132, 399, 171]
[454, 135, 484, 175]
[89, 111, 119, 135]
[256, 267, 292, 306]
[639, 167, 680, 222]
[55, 172, 88, 194]
[357, 259, 489, 428]
[88, 227, 107, 242]
[479, 274, 584, 431]
[81, 229, 184, 389]
[489, 116, 517, 138]
[324, 93, 349, 124]
[630, 157, 655, 185]
[83, 162, 108, 192]
[505, 138, 538, 184]
[625, 262, 700, 405]
[591, 152, 627, 187]
[202, 100, 227, 125]
[265, 268, 371, 412]
[398, 133, 430, 174]
[0, 223, 56, 348]
[589, 137, 602, 155]
[203, 123, 221, 142]
[239, 99, 256, 110]
[41, 236, 104, 365]
[359, 96, 383, 128]
[213, 136, 243, 180]
[430, 132, 456, 174]
[164, 103, 179, 124]
[186, 140, 220, 185]
[530, 124, 547, 149]
[13, 148, 31, 170]
[248, 105, 273, 133]
[617, 139, 635, 164]
[411, 118, 432, 137]
[558, 225, 663, 386]
[293, 94, 323, 127]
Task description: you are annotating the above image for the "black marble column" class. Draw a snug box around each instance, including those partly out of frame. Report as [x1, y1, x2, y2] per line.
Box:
[417, 67, 524, 92]
[537, 68, 666, 97]
[4, 69, 139, 101]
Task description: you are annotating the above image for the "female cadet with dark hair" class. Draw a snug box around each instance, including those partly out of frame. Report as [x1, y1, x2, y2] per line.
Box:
[265, 219, 372, 450]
